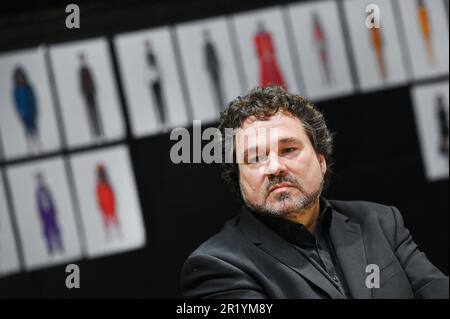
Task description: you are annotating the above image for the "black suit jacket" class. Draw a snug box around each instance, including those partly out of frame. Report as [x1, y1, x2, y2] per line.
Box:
[181, 200, 449, 299]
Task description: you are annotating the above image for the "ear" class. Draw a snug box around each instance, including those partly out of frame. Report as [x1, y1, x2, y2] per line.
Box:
[318, 154, 327, 175]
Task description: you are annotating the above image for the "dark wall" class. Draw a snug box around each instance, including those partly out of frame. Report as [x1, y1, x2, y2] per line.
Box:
[0, 0, 448, 298]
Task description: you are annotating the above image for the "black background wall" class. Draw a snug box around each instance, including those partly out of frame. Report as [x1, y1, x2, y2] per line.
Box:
[0, 0, 448, 298]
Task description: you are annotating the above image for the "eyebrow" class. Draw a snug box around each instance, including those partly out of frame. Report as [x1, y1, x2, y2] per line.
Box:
[278, 137, 302, 145]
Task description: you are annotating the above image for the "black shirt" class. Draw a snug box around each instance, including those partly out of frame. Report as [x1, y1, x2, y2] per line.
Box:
[253, 197, 351, 298]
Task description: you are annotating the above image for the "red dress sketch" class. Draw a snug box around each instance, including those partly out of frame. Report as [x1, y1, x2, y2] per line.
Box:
[312, 12, 332, 85]
[254, 22, 286, 89]
[96, 164, 120, 238]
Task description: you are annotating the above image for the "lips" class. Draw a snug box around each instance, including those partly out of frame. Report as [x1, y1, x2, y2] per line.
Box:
[269, 182, 295, 193]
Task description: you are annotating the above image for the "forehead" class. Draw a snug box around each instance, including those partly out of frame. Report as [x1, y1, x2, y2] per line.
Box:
[236, 111, 308, 145]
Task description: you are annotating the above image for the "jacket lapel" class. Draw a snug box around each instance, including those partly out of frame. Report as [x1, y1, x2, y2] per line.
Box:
[329, 211, 372, 299]
[239, 208, 345, 299]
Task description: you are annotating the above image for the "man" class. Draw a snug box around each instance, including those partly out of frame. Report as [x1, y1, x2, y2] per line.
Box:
[181, 86, 449, 299]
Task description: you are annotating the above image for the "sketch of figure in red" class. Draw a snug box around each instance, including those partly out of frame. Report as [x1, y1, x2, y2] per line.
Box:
[416, 0, 435, 65]
[368, 25, 387, 80]
[254, 21, 286, 89]
[95, 163, 121, 239]
[435, 95, 449, 157]
[311, 12, 333, 86]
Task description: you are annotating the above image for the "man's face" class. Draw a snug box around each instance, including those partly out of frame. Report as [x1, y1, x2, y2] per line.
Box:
[235, 110, 327, 217]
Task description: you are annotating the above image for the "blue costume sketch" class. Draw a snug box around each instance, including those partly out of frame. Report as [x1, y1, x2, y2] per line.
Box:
[13, 67, 42, 153]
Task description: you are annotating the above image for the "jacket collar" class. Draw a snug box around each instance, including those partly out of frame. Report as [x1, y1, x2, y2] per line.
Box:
[237, 200, 371, 299]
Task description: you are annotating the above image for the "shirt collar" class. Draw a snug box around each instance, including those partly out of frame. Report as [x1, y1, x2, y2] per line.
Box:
[251, 197, 333, 247]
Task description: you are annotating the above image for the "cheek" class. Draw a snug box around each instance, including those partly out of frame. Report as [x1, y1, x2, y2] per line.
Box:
[239, 166, 265, 194]
[287, 154, 323, 182]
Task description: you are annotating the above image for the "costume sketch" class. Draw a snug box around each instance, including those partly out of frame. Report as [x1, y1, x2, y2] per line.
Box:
[203, 29, 225, 112]
[144, 40, 168, 130]
[435, 95, 449, 157]
[79, 53, 104, 141]
[35, 172, 64, 255]
[95, 163, 121, 239]
[416, 0, 435, 65]
[253, 21, 286, 89]
[13, 66, 42, 154]
[368, 25, 387, 80]
[312, 12, 333, 85]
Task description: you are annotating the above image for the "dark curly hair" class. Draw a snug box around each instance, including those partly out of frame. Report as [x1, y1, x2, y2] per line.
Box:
[218, 85, 334, 195]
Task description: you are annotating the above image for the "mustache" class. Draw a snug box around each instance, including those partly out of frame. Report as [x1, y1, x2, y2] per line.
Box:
[266, 174, 302, 192]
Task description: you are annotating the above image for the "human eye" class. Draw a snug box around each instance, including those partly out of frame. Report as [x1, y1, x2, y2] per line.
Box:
[282, 147, 296, 154]
[280, 146, 300, 158]
[248, 154, 268, 164]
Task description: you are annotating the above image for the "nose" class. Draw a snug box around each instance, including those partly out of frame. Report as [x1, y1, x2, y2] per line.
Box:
[263, 152, 287, 175]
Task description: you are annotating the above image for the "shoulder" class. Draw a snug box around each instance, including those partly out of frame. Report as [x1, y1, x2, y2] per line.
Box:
[329, 199, 400, 227]
[186, 215, 249, 260]
[181, 214, 259, 292]
[328, 199, 408, 249]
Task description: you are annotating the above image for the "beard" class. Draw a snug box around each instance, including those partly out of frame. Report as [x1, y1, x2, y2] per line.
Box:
[240, 174, 324, 218]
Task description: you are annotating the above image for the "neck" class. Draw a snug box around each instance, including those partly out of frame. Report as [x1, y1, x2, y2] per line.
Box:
[284, 197, 321, 234]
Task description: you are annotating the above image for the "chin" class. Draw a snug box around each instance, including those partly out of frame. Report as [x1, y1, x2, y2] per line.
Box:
[265, 198, 300, 216]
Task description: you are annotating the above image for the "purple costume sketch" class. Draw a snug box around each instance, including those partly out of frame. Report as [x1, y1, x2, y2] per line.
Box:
[36, 173, 64, 255]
